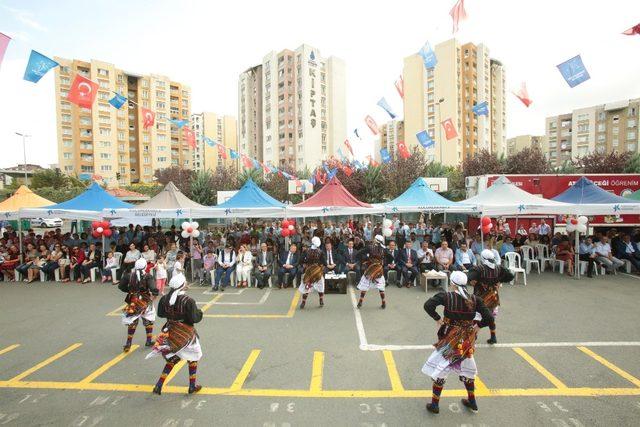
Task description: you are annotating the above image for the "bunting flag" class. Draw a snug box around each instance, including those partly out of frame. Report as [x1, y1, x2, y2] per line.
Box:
[170, 118, 188, 128]
[0, 32, 11, 70]
[354, 129, 360, 139]
[472, 101, 489, 116]
[449, 0, 467, 34]
[365, 115, 379, 135]
[622, 23, 640, 35]
[337, 147, 347, 161]
[441, 118, 458, 140]
[416, 130, 435, 149]
[342, 164, 353, 177]
[67, 74, 98, 109]
[241, 154, 253, 168]
[108, 93, 127, 109]
[217, 144, 228, 159]
[229, 149, 239, 159]
[419, 42, 438, 69]
[282, 171, 293, 179]
[183, 127, 196, 149]
[23, 50, 59, 83]
[269, 165, 278, 173]
[204, 136, 216, 147]
[394, 75, 404, 99]
[261, 162, 271, 174]
[366, 155, 380, 167]
[353, 160, 364, 170]
[512, 82, 532, 107]
[557, 55, 590, 88]
[376, 97, 397, 119]
[309, 173, 317, 186]
[252, 158, 261, 170]
[141, 107, 155, 129]
[380, 148, 391, 164]
[397, 140, 411, 159]
[344, 139, 354, 156]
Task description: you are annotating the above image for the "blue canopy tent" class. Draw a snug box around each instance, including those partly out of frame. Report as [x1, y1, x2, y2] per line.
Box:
[191, 179, 287, 218]
[551, 176, 639, 215]
[383, 177, 475, 213]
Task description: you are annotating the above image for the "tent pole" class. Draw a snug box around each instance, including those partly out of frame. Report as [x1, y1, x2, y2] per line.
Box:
[574, 229, 580, 280]
[18, 213, 23, 263]
[189, 217, 195, 283]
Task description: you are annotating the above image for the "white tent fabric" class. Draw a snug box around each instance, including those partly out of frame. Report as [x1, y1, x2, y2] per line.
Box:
[191, 206, 288, 219]
[286, 205, 385, 218]
[461, 176, 574, 215]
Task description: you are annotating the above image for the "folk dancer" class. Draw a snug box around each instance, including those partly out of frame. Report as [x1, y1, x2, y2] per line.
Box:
[422, 271, 494, 414]
[119, 258, 158, 352]
[466, 249, 513, 344]
[356, 235, 387, 309]
[298, 237, 325, 309]
[148, 274, 204, 395]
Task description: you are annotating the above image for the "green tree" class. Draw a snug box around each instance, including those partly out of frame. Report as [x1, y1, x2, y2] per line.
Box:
[238, 168, 264, 186]
[35, 186, 85, 203]
[380, 147, 428, 200]
[461, 149, 503, 178]
[124, 183, 163, 197]
[502, 147, 551, 175]
[190, 170, 216, 206]
[577, 151, 630, 173]
[361, 166, 385, 203]
[154, 166, 195, 196]
[555, 159, 579, 174]
[624, 153, 640, 173]
[31, 168, 81, 190]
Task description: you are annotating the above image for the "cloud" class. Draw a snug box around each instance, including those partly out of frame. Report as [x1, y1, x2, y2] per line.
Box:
[3, 5, 48, 32]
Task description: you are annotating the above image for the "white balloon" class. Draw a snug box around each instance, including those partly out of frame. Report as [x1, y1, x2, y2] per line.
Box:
[181, 230, 189, 238]
[192, 229, 201, 238]
[192, 221, 199, 230]
[288, 225, 294, 231]
[566, 224, 576, 233]
[578, 216, 588, 224]
[383, 228, 392, 237]
[96, 227, 103, 233]
[383, 218, 392, 228]
[181, 221, 190, 230]
[576, 224, 587, 233]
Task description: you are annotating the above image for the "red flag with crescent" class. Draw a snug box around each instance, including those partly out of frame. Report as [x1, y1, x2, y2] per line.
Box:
[441, 118, 458, 140]
[343, 139, 354, 156]
[261, 162, 271, 174]
[241, 154, 253, 169]
[622, 23, 640, 35]
[397, 140, 411, 159]
[512, 82, 532, 108]
[395, 75, 404, 99]
[365, 115, 379, 135]
[183, 127, 196, 149]
[342, 164, 353, 177]
[67, 75, 98, 109]
[449, 0, 467, 34]
[217, 144, 227, 159]
[366, 155, 380, 167]
[141, 107, 155, 129]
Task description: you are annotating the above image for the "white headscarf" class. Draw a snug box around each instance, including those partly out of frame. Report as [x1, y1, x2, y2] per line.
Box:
[168, 273, 186, 306]
[450, 271, 470, 299]
[134, 258, 147, 283]
[375, 235, 385, 246]
[481, 249, 496, 269]
[311, 236, 321, 249]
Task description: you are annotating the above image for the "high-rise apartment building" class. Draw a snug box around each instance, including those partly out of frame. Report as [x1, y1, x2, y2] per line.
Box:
[403, 39, 506, 166]
[506, 135, 547, 157]
[374, 120, 405, 162]
[238, 44, 346, 172]
[54, 58, 191, 186]
[191, 113, 238, 172]
[545, 99, 640, 167]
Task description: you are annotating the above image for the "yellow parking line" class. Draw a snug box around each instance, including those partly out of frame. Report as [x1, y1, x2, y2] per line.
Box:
[201, 294, 224, 313]
[164, 360, 187, 386]
[286, 292, 301, 316]
[0, 344, 20, 356]
[512, 347, 568, 389]
[310, 351, 324, 392]
[79, 345, 139, 384]
[229, 349, 261, 391]
[578, 346, 640, 388]
[382, 350, 404, 392]
[106, 305, 126, 316]
[203, 292, 299, 319]
[8, 343, 82, 383]
[475, 376, 490, 393]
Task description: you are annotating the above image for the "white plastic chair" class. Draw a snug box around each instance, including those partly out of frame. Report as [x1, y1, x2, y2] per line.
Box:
[504, 251, 527, 286]
[520, 245, 541, 274]
[535, 244, 555, 272]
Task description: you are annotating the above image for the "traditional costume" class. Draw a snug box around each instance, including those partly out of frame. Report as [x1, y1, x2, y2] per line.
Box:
[467, 249, 513, 344]
[422, 271, 494, 414]
[119, 258, 158, 352]
[148, 274, 204, 395]
[298, 237, 325, 309]
[356, 234, 387, 309]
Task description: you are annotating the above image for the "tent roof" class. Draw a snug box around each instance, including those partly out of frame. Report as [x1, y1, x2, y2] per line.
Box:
[552, 176, 637, 204]
[385, 177, 461, 208]
[47, 182, 132, 211]
[626, 188, 640, 201]
[134, 182, 204, 209]
[216, 179, 285, 208]
[295, 177, 371, 208]
[0, 185, 54, 212]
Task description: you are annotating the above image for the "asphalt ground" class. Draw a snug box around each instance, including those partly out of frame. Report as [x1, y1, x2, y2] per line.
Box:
[1, 271, 640, 426]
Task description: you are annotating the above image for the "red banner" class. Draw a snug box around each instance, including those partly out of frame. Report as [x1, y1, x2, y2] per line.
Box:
[217, 144, 227, 159]
[365, 115, 379, 135]
[141, 107, 155, 129]
[441, 118, 458, 140]
[183, 127, 195, 149]
[67, 75, 98, 109]
[397, 140, 411, 159]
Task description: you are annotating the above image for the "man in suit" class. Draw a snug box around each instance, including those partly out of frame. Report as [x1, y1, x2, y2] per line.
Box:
[398, 240, 419, 287]
[383, 240, 401, 288]
[253, 242, 274, 289]
[342, 239, 360, 280]
[277, 243, 300, 289]
[323, 240, 340, 274]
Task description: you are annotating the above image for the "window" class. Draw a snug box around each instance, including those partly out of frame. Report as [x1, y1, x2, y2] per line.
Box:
[118, 131, 125, 141]
[63, 152, 73, 159]
[628, 120, 636, 128]
[99, 128, 111, 136]
[62, 127, 72, 135]
[100, 165, 112, 172]
[628, 131, 636, 140]
[63, 139, 72, 147]
[64, 165, 74, 172]
[156, 90, 165, 98]
[157, 157, 167, 162]
[598, 123, 606, 132]
[99, 80, 109, 89]
[81, 165, 94, 173]
[100, 153, 111, 159]
[98, 68, 109, 76]
[61, 114, 71, 123]
[156, 102, 166, 109]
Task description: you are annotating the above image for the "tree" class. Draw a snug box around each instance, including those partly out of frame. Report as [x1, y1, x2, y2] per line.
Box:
[154, 167, 194, 197]
[261, 171, 291, 203]
[190, 170, 216, 206]
[209, 166, 240, 204]
[35, 186, 85, 203]
[461, 149, 503, 178]
[577, 151, 631, 174]
[624, 153, 640, 173]
[124, 183, 163, 197]
[502, 147, 551, 175]
[238, 168, 264, 186]
[555, 159, 579, 174]
[31, 168, 82, 190]
[361, 166, 385, 203]
[381, 148, 429, 200]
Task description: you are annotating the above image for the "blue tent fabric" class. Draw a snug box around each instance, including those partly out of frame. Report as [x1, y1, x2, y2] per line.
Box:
[48, 182, 132, 210]
[551, 177, 635, 204]
[385, 177, 460, 208]
[217, 179, 285, 208]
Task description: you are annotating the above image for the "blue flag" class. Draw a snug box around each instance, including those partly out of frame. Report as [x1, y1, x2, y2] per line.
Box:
[416, 130, 435, 149]
[309, 174, 316, 185]
[419, 42, 437, 69]
[282, 171, 292, 179]
[472, 101, 489, 116]
[327, 167, 338, 180]
[380, 148, 391, 164]
[204, 137, 216, 147]
[337, 147, 347, 161]
[557, 55, 590, 88]
[376, 97, 397, 119]
[252, 158, 261, 169]
[229, 149, 239, 159]
[108, 93, 127, 109]
[353, 160, 363, 170]
[269, 165, 278, 173]
[170, 118, 189, 128]
[23, 50, 58, 83]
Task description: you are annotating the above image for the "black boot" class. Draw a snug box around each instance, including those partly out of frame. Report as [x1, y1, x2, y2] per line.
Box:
[426, 403, 439, 414]
[461, 398, 478, 412]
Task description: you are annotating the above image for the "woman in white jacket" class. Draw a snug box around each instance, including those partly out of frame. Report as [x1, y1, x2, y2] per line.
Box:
[236, 244, 253, 288]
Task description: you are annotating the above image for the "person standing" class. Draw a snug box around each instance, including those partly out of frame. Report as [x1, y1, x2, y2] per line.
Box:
[356, 235, 387, 309]
[119, 259, 158, 352]
[299, 237, 326, 309]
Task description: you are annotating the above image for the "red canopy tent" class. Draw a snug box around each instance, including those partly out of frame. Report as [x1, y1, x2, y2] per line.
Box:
[296, 177, 371, 208]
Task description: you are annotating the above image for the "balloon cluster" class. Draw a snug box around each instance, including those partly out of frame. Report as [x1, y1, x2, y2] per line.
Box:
[382, 218, 394, 237]
[566, 216, 588, 234]
[480, 216, 493, 234]
[91, 221, 112, 238]
[281, 219, 296, 237]
[181, 221, 200, 238]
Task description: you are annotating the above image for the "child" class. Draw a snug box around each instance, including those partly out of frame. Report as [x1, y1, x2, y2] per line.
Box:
[101, 252, 118, 284]
[155, 254, 168, 294]
[173, 251, 186, 277]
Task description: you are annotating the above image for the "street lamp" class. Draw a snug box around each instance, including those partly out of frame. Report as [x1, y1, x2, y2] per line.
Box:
[15, 132, 30, 183]
[436, 98, 445, 164]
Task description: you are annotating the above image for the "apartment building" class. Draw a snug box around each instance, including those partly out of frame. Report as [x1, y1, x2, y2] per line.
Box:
[505, 135, 547, 157]
[191, 113, 238, 172]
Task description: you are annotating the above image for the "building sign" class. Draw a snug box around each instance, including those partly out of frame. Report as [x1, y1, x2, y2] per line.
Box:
[308, 51, 317, 128]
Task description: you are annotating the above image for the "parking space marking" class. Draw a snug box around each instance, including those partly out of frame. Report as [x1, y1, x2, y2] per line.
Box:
[8, 343, 83, 383]
[230, 349, 261, 390]
[203, 292, 299, 319]
[164, 360, 187, 386]
[577, 346, 640, 387]
[213, 289, 272, 306]
[0, 344, 20, 356]
[106, 305, 126, 316]
[79, 345, 139, 384]
[201, 294, 224, 312]
[382, 350, 404, 392]
[310, 351, 324, 392]
[513, 347, 568, 389]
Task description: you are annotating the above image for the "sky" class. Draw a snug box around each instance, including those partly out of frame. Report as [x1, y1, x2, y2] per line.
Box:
[1, 0, 640, 168]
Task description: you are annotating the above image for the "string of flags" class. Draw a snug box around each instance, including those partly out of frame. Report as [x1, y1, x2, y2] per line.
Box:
[449, 0, 467, 34]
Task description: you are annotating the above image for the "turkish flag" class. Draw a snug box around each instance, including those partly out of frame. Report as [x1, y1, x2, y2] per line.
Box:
[342, 165, 353, 177]
[241, 155, 253, 169]
[449, 0, 467, 34]
[217, 144, 227, 159]
[183, 127, 196, 149]
[513, 82, 532, 108]
[261, 162, 271, 174]
[623, 23, 640, 35]
[441, 118, 458, 140]
[344, 139, 354, 156]
[395, 75, 404, 99]
[366, 155, 380, 167]
[397, 140, 411, 159]
[141, 107, 155, 129]
[365, 115, 379, 135]
[67, 74, 98, 109]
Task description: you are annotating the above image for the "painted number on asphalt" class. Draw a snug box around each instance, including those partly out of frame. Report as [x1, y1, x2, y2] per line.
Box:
[89, 396, 124, 406]
[359, 403, 384, 414]
[71, 415, 103, 427]
[18, 394, 47, 404]
[161, 419, 195, 427]
[0, 414, 20, 425]
[180, 400, 207, 410]
[268, 402, 294, 413]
